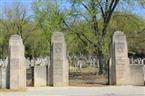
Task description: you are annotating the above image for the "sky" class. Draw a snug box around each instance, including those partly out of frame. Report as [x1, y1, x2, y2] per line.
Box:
[0, 0, 33, 17]
[0, 0, 33, 8]
[0, 0, 71, 17]
[131, 4, 145, 17]
[0, 0, 145, 18]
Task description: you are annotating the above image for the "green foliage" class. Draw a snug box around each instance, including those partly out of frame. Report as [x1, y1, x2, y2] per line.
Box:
[32, 0, 65, 55]
[66, 20, 96, 55]
[109, 12, 145, 56]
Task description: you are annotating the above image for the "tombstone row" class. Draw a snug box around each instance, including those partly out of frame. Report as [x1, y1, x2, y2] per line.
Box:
[130, 58, 145, 65]
[0, 55, 98, 69]
[1, 55, 144, 71]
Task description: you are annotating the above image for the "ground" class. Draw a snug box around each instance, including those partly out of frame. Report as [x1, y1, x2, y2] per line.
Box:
[69, 67, 108, 87]
[0, 86, 145, 96]
[27, 67, 108, 87]
[1, 67, 145, 96]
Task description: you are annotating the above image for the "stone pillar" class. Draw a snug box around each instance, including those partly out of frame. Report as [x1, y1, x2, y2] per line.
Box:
[109, 31, 130, 85]
[50, 32, 68, 87]
[8, 34, 26, 89]
[0, 66, 6, 88]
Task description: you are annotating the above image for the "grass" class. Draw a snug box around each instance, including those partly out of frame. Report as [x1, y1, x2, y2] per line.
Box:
[69, 67, 108, 87]
[25, 67, 108, 87]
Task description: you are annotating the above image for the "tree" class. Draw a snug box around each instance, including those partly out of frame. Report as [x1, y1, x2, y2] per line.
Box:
[66, 19, 96, 55]
[32, 0, 65, 55]
[65, 0, 120, 74]
[0, 1, 32, 59]
[109, 12, 145, 57]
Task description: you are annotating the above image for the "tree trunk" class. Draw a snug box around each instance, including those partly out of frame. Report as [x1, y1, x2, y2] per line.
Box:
[98, 50, 105, 75]
[0, 45, 3, 59]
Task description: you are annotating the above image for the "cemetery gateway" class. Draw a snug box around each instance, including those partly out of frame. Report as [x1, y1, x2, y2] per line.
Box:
[0, 31, 145, 89]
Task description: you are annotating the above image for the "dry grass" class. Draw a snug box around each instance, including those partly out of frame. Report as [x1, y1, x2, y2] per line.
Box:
[69, 67, 108, 87]
[0, 88, 26, 92]
[26, 67, 108, 87]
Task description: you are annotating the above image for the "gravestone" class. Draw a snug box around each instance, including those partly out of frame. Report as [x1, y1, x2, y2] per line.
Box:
[50, 32, 68, 86]
[109, 31, 130, 85]
[32, 65, 47, 87]
[7, 34, 26, 89]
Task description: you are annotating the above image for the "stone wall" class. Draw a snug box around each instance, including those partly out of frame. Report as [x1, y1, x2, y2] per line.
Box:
[0, 66, 6, 88]
[130, 64, 144, 86]
[32, 66, 47, 87]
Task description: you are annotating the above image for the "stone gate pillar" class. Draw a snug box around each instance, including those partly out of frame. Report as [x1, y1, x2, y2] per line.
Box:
[50, 32, 68, 87]
[109, 31, 130, 85]
[8, 34, 26, 89]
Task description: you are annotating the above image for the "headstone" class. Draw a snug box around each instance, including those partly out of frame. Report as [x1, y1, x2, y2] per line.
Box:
[50, 32, 68, 86]
[32, 66, 47, 87]
[109, 31, 130, 85]
[130, 64, 144, 86]
[7, 34, 26, 89]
